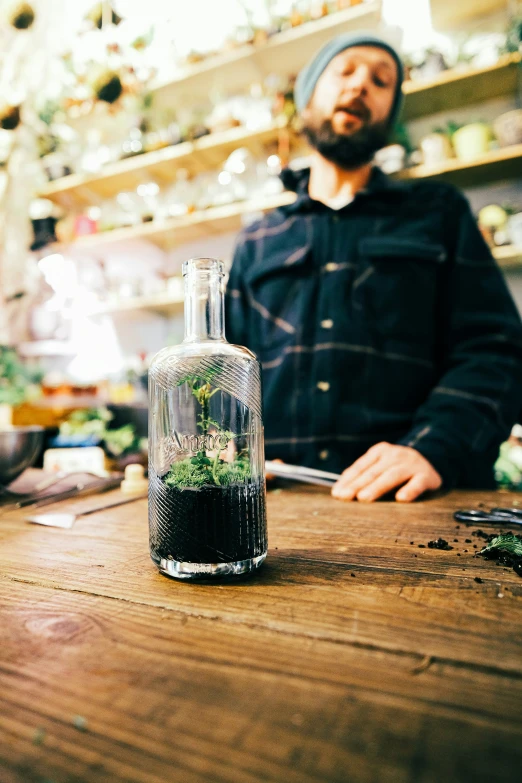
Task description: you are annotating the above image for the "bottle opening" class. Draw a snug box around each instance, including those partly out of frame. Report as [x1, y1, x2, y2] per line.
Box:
[182, 257, 224, 277]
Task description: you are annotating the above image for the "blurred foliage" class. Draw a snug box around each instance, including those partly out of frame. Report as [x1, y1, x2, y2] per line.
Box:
[0, 346, 42, 406]
[59, 406, 143, 457]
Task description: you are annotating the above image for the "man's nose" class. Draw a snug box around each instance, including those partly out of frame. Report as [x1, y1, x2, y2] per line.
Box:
[344, 64, 371, 95]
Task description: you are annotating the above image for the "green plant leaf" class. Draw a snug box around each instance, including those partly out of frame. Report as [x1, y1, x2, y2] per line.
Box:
[165, 456, 252, 489]
[479, 532, 522, 558]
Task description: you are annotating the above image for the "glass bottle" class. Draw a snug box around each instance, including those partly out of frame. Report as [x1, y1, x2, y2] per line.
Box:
[148, 257, 267, 579]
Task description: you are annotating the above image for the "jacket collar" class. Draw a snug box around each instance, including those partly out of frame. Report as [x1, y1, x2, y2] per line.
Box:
[280, 165, 404, 213]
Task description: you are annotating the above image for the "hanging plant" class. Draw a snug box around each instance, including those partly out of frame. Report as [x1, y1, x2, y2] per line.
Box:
[92, 71, 123, 103]
[131, 27, 154, 51]
[86, 3, 122, 30]
[503, 14, 522, 53]
[0, 105, 21, 130]
[10, 2, 35, 30]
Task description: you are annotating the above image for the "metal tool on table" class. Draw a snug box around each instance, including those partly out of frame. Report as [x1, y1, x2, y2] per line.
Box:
[0, 475, 123, 514]
[0, 469, 106, 500]
[453, 507, 522, 526]
[27, 492, 148, 529]
[265, 460, 341, 487]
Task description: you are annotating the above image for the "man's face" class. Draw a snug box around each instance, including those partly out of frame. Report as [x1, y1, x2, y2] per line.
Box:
[301, 46, 398, 170]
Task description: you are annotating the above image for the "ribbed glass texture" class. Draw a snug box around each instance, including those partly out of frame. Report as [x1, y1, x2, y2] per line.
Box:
[148, 258, 267, 579]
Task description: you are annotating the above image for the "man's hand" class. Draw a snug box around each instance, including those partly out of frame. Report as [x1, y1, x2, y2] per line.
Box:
[331, 442, 442, 503]
[266, 458, 284, 482]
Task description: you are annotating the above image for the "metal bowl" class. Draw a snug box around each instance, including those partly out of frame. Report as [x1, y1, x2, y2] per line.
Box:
[0, 426, 44, 485]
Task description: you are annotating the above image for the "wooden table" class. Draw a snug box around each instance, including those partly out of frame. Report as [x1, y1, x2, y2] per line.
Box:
[1, 486, 522, 783]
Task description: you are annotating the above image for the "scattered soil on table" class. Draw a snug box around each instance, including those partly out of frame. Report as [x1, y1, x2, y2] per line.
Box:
[427, 538, 454, 551]
[472, 529, 491, 540]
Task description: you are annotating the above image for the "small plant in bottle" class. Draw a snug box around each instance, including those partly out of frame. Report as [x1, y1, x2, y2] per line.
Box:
[164, 372, 251, 490]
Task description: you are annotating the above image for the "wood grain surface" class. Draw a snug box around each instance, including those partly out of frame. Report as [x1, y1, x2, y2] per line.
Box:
[1, 485, 521, 783]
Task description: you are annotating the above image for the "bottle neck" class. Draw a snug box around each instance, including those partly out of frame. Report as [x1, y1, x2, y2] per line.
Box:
[183, 270, 226, 342]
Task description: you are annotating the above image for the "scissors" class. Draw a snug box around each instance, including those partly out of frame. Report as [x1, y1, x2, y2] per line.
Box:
[453, 507, 522, 526]
[265, 460, 340, 487]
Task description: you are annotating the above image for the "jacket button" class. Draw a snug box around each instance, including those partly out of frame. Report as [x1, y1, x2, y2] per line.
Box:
[319, 449, 329, 460]
[321, 319, 334, 329]
[325, 262, 338, 272]
[317, 381, 330, 392]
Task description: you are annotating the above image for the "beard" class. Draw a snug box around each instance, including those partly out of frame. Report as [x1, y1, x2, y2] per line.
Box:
[302, 115, 390, 170]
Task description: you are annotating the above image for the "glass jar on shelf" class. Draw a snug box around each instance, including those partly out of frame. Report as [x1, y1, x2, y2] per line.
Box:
[222, 147, 258, 202]
[114, 190, 145, 227]
[79, 129, 111, 174]
[120, 127, 144, 159]
[157, 169, 194, 219]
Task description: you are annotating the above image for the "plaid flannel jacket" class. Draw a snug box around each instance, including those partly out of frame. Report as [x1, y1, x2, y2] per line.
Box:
[225, 167, 522, 488]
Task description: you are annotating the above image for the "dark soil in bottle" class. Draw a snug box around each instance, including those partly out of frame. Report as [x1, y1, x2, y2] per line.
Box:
[149, 472, 267, 564]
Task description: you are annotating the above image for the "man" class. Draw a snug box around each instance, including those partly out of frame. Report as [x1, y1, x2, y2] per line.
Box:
[225, 33, 522, 502]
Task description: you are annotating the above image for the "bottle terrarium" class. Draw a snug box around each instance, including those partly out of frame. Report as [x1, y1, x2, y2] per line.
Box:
[148, 257, 267, 579]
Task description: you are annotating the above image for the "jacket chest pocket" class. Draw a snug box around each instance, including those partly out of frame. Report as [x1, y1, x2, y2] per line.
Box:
[356, 237, 446, 345]
[245, 246, 312, 354]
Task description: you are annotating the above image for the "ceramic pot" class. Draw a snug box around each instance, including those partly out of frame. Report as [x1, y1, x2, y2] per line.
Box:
[452, 123, 491, 162]
[420, 133, 454, 167]
[508, 213, 522, 247]
[493, 110, 522, 148]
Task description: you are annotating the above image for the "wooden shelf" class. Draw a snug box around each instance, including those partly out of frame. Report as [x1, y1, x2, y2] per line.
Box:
[430, 0, 509, 30]
[402, 54, 522, 122]
[60, 191, 297, 251]
[396, 144, 522, 188]
[91, 292, 184, 317]
[41, 55, 522, 209]
[151, 2, 381, 106]
[493, 245, 522, 269]
[40, 120, 290, 207]
[55, 144, 522, 251]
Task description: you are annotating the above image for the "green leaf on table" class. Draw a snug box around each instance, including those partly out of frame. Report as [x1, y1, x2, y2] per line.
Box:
[479, 532, 522, 558]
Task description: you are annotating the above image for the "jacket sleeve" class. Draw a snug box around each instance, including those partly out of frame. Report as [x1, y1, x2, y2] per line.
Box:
[398, 192, 522, 488]
[225, 233, 251, 348]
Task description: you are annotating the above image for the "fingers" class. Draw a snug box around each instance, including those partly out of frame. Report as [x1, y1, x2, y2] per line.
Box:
[331, 443, 442, 503]
[266, 458, 284, 482]
[395, 472, 437, 503]
[333, 444, 387, 499]
[357, 466, 412, 502]
[332, 462, 385, 501]
[340, 443, 385, 480]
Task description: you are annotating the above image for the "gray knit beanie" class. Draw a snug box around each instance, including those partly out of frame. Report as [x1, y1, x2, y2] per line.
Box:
[295, 32, 404, 127]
